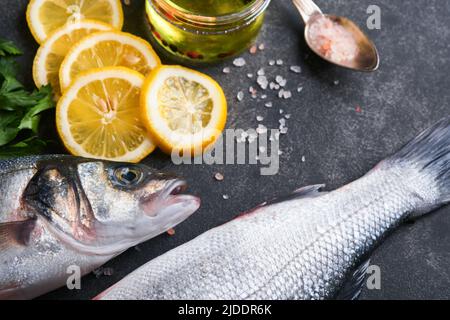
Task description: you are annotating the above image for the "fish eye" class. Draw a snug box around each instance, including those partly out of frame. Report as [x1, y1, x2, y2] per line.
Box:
[111, 166, 144, 187]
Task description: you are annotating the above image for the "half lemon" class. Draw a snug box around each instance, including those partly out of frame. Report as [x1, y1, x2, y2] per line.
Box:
[59, 30, 161, 92]
[56, 67, 156, 162]
[27, 0, 123, 44]
[141, 65, 227, 156]
[33, 19, 113, 98]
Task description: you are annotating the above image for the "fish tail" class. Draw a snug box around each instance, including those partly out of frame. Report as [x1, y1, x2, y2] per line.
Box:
[386, 116, 450, 217]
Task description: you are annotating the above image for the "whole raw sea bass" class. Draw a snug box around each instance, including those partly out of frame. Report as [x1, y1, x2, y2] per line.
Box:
[98, 118, 450, 300]
[0, 156, 200, 300]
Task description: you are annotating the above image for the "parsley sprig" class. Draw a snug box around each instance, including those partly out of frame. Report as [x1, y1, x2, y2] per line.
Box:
[0, 38, 55, 158]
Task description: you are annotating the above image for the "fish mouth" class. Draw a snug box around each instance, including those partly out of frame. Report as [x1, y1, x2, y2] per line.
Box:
[139, 179, 200, 232]
[140, 179, 199, 215]
[131, 178, 200, 245]
[162, 180, 201, 211]
[160, 179, 190, 200]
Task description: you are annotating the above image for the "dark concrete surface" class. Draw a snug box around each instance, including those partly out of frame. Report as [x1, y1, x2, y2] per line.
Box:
[2, 0, 450, 300]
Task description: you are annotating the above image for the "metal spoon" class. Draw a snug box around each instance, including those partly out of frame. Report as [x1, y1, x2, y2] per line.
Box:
[293, 0, 379, 72]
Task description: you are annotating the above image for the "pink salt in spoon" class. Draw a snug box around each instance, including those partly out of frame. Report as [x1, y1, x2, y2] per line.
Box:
[293, 0, 379, 72]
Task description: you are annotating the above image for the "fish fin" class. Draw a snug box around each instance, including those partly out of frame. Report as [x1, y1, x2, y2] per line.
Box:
[235, 185, 327, 220]
[0, 219, 36, 250]
[385, 117, 450, 218]
[264, 184, 327, 206]
[336, 259, 370, 300]
[292, 184, 327, 198]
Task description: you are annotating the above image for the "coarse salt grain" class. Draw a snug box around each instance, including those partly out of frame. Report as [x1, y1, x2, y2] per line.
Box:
[290, 65, 302, 73]
[308, 15, 359, 63]
[237, 91, 244, 101]
[214, 173, 224, 181]
[236, 131, 248, 143]
[257, 75, 268, 90]
[233, 57, 246, 67]
[248, 133, 257, 143]
[275, 75, 287, 87]
[223, 67, 231, 74]
[283, 90, 292, 99]
[256, 124, 267, 134]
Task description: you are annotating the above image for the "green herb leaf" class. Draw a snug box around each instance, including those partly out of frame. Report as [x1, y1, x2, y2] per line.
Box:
[0, 56, 19, 78]
[0, 39, 22, 56]
[0, 127, 21, 146]
[0, 137, 48, 159]
[0, 111, 23, 146]
[19, 86, 55, 132]
[0, 39, 56, 158]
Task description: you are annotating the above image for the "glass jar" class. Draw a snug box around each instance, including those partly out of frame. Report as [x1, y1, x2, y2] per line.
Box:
[145, 0, 271, 64]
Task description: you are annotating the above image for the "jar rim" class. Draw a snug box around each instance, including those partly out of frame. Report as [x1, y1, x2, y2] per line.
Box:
[149, 0, 271, 28]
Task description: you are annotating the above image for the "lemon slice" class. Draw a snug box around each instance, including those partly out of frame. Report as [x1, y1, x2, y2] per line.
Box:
[60, 31, 161, 92]
[56, 67, 156, 162]
[33, 19, 113, 98]
[27, 0, 123, 44]
[141, 65, 227, 155]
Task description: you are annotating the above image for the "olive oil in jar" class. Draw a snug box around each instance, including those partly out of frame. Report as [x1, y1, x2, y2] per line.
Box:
[146, 0, 270, 64]
[169, 0, 255, 16]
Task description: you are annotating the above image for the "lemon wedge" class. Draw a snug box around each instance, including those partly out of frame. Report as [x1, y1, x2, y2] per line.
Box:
[141, 65, 227, 155]
[33, 19, 113, 98]
[56, 67, 156, 162]
[27, 0, 123, 44]
[59, 30, 161, 92]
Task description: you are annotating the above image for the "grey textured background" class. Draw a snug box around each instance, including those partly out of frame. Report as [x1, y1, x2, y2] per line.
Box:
[2, 0, 450, 300]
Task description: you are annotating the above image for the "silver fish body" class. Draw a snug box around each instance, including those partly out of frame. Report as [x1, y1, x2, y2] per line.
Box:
[98, 118, 450, 300]
[0, 155, 200, 299]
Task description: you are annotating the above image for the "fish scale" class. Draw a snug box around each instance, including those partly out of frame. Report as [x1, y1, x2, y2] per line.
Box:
[99, 118, 450, 300]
